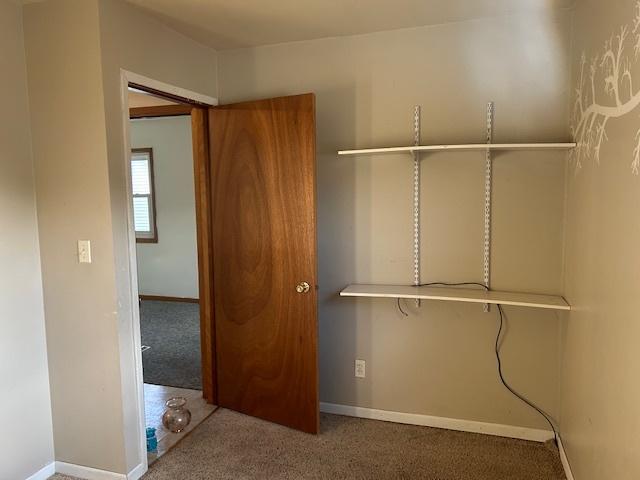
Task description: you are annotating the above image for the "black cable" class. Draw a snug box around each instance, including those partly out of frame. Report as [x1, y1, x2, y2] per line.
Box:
[419, 281, 489, 290]
[397, 298, 409, 316]
[395, 282, 488, 316]
[394, 281, 559, 446]
[495, 304, 558, 446]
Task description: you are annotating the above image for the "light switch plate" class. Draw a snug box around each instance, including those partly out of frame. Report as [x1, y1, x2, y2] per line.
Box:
[78, 240, 91, 263]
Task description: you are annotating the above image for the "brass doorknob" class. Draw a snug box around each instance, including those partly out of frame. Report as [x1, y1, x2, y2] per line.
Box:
[296, 282, 310, 294]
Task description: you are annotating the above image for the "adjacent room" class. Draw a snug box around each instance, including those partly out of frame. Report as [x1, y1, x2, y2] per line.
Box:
[2, 1, 638, 480]
[128, 88, 215, 462]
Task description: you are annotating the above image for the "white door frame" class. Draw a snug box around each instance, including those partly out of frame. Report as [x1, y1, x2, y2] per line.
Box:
[118, 69, 217, 478]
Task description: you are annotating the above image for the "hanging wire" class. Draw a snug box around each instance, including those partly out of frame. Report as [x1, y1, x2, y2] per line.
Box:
[394, 282, 559, 446]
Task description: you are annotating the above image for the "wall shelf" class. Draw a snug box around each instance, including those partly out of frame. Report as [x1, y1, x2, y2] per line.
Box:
[338, 142, 576, 156]
[337, 104, 574, 314]
[340, 284, 570, 311]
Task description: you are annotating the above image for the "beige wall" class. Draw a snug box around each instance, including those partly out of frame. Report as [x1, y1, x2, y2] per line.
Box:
[0, 2, 54, 479]
[97, 0, 217, 470]
[23, 0, 127, 473]
[131, 116, 199, 299]
[562, 0, 640, 478]
[24, 0, 218, 474]
[18, 0, 640, 476]
[219, 11, 571, 430]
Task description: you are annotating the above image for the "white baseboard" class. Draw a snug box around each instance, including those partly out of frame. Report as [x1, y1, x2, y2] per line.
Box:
[320, 402, 554, 443]
[558, 436, 575, 480]
[26, 462, 56, 480]
[55, 462, 126, 480]
[126, 462, 146, 480]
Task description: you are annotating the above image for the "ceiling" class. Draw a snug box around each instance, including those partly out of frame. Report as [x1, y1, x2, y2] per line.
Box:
[125, 0, 574, 50]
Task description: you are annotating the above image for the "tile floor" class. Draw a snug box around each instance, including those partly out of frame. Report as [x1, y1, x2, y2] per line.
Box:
[144, 383, 216, 464]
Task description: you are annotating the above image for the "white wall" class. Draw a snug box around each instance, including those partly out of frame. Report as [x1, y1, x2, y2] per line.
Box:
[219, 11, 571, 430]
[0, 1, 54, 479]
[131, 116, 199, 299]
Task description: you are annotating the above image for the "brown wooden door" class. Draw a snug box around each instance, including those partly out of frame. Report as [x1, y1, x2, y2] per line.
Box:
[208, 94, 319, 434]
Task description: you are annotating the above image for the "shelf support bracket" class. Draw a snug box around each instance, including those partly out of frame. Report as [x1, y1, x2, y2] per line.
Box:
[413, 106, 421, 306]
[483, 102, 494, 312]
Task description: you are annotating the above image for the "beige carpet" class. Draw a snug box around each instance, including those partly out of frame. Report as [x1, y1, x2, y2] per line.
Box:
[49, 409, 566, 480]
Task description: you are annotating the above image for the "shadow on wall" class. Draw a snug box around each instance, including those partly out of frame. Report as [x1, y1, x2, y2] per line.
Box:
[316, 84, 368, 412]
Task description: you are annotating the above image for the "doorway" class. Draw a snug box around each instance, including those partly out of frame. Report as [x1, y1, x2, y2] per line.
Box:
[120, 72, 319, 477]
[127, 86, 216, 464]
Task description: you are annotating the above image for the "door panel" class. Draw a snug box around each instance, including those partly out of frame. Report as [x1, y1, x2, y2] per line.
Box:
[209, 94, 318, 434]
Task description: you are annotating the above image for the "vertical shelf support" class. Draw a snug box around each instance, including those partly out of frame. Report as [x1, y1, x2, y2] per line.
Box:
[483, 102, 494, 312]
[413, 106, 421, 306]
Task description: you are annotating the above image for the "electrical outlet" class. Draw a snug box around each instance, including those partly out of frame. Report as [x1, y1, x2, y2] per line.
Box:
[78, 240, 92, 263]
[355, 359, 366, 378]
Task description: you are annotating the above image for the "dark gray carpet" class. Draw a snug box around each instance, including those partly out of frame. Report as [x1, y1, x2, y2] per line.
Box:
[140, 300, 202, 390]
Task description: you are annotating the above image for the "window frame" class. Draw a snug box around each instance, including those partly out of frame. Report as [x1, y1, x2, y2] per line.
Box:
[131, 147, 158, 243]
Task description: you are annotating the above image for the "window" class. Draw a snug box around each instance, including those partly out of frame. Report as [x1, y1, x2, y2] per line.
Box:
[131, 148, 157, 243]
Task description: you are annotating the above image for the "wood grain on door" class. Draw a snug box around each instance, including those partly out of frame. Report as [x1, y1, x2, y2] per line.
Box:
[209, 93, 318, 433]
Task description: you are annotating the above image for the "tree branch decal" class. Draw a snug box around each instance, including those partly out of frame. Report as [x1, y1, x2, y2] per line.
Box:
[571, 1, 640, 174]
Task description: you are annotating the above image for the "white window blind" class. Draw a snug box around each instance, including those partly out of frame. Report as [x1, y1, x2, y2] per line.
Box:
[131, 149, 156, 240]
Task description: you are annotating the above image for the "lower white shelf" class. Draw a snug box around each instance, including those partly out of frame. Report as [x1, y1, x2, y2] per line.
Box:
[340, 284, 570, 311]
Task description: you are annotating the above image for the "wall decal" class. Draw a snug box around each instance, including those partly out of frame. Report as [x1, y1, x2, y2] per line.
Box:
[571, 1, 640, 174]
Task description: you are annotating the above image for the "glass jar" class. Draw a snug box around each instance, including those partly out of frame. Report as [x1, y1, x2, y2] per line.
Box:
[146, 427, 158, 452]
[162, 397, 192, 433]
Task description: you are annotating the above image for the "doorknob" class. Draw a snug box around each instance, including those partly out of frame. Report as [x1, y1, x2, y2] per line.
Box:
[296, 282, 310, 294]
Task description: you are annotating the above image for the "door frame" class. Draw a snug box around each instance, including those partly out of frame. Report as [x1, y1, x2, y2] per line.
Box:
[119, 70, 217, 476]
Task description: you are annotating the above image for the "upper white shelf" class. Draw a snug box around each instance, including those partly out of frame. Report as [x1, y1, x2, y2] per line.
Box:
[338, 143, 576, 156]
[340, 284, 570, 311]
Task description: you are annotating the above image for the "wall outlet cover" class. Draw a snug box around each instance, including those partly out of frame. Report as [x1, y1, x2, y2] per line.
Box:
[355, 359, 366, 378]
[77, 240, 92, 263]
